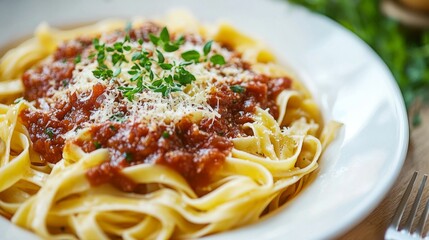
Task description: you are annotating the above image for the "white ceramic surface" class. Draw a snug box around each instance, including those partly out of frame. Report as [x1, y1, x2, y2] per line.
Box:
[0, 0, 409, 239]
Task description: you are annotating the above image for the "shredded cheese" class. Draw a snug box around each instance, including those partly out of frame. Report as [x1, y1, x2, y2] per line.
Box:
[42, 33, 257, 136]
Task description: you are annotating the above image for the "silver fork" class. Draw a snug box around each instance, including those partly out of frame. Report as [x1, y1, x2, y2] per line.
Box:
[385, 172, 429, 240]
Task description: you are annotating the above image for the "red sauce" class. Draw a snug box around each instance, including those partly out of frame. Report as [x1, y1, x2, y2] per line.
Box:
[81, 118, 231, 191]
[200, 75, 291, 138]
[20, 84, 106, 162]
[19, 23, 292, 192]
[22, 40, 91, 101]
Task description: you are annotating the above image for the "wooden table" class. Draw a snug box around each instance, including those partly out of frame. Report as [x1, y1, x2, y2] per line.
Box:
[339, 106, 429, 239]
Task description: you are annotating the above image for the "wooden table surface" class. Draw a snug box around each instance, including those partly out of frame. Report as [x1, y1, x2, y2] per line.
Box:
[339, 106, 429, 239]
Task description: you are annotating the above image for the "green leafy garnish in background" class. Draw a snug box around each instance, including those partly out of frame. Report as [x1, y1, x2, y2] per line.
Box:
[288, 0, 429, 124]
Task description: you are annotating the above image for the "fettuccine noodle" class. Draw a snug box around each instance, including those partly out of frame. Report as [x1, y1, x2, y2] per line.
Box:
[0, 11, 340, 240]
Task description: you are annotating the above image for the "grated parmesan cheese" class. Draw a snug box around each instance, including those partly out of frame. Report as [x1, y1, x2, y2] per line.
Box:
[43, 32, 257, 137]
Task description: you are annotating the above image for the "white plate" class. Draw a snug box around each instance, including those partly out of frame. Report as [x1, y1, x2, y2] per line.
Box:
[0, 0, 409, 239]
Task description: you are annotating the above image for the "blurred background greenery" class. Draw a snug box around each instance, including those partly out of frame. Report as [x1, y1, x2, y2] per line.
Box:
[288, 0, 429, 125]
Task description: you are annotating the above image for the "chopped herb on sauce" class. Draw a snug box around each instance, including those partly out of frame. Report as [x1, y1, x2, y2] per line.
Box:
[90, 26, 225, 99]
[110, 112, 126, 123]
[124, 152, 133, 162]
[230, 85, 245, 93]
[93, 141, 102, 149]
[45, 127, 54, 139]
[74, 55, 81, 64]
[162, 131, 170, 138]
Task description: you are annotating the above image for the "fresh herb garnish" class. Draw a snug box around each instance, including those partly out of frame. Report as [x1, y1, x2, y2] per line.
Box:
[124, 152, 133, 162]
[181, 50, 200, 62]
[149, 27, 184, 52]
[74, 55, 81, 64]
[92, 64, 113, 80]
[162, 131, 170, 138]
[203, 40, 213, 56]
[149, 27, 185, 52]
[89, 26, 225, 100]
[45, 127, 55, 139]
[62, 80, 69, 87]
[109, 125, 117, 131]
[110, 112, 126, 122]
[156, 49, 165, 63]
[230, 85, 245, 93]
[159, 63, 173, 70]
[174, 65, 196, 85]
[210, 54, 226, 66]
[93, 141, 102, 149]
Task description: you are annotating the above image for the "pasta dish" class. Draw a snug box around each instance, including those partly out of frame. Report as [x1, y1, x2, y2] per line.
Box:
[0, 12, 339, 240]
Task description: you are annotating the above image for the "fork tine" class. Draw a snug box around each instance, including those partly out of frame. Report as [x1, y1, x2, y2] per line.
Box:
[404, 174, 427, 231]
[390, 171, 418, 229]
[415, 176, 429, 237]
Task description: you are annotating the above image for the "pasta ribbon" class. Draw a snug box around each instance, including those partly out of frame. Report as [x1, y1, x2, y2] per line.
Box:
[0, 12, 340, 240]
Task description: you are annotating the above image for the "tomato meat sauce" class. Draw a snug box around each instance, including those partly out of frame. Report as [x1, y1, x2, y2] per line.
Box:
[19, 25, 292, 192]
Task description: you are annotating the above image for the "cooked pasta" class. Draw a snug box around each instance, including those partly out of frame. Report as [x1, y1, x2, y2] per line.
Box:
[0, 11, 340, 240]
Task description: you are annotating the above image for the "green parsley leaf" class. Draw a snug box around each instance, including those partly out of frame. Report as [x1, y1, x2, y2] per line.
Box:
[203, 40, 213, 56]
[93, 141, 102, 149]
[159, 63, 173, 70]
[153, 85, 169, 96]
[62, 80, 69, 87]
[181, 50, 200, 62]
[110, 112, 126, 122]
[160, 27, 170, 42]
[152, 79, 163, 87]
[45, 127, 55, 139]
[93, 38, 100, 49]
[230, 85, 245, 93]
[114, 42, 123, 52]
[175, 66, 196, 85]
[112, 53, 122, 65]
[162, 131, 170, 138]
[124, 152, 133, 162]
[97, 51, 106, 64]
[109, 125, 117, 131]
[74, 55, 81, 64]
[163, 43, 179, 52]
[179, 61, 193, 66]
[150, 27, 184, 52]
[123, 45, 131, 51]
[131, 52, 143, 61]
[210, 54, 226, 65]
[149, 34, 159, 45]
[127, 70, 138, 75]
[130, 73, 142, 82]
[124, 34, 131, 43]
[156, 49, 165, 63]
[92, 65, 113, 80]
